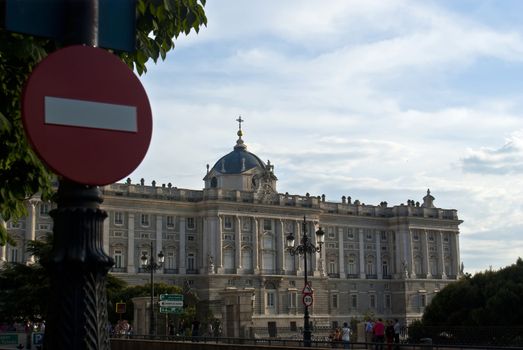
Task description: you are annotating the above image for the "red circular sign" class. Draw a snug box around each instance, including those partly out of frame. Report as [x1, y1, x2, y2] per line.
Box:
[303, 294, 313, 307]
[22, 45, 152, 185]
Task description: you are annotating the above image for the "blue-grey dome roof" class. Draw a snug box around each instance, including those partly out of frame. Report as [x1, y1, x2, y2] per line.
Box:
[211, 138, 265, 174]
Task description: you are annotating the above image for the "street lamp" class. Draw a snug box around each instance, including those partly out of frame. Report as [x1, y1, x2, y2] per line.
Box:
[140, 242, 164, 337]
[286, 215, 324, 348]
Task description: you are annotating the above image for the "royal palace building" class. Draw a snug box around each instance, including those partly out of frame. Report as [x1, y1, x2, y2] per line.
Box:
[2, 125, 462, 336]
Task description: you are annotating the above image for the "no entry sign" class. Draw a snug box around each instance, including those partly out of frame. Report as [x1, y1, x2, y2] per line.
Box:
[22, 45, 152, 185]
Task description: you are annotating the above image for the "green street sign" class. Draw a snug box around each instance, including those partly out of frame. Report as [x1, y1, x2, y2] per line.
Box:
[0, 334, 18, 345]
[160, 306, 183, 314]
[160, 293, 183, 301]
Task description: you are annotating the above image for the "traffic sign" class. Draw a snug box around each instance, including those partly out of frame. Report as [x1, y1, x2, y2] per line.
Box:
[22, 45, 152, 186]
[159, 300, 183, 307]
[302, 283, 313, 295]
[160, 294, 183, 301]
[115, 302, 126, 314]
[303, 294, 313, 307]
[160, 306, 183, 314]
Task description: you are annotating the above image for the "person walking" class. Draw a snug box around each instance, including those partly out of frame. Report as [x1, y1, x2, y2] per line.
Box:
[385, 320, 394, 350]
[342, 322, 351, 349]
[393, 319, 401, 350]
[373, 318, 385, 350]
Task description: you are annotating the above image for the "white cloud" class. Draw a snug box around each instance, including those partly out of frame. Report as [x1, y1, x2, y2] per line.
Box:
[132, 1, 523, 273]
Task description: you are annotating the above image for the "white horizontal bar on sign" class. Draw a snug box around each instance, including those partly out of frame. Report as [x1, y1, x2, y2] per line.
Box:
[44, 96, 137, 132]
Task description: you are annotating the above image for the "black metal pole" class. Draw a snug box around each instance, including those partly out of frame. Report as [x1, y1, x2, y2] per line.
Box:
[43, 2, 114, 349]
[44, 181, 113, 350]
[302, 219, 311, 347]
[149, 241, 155, 337]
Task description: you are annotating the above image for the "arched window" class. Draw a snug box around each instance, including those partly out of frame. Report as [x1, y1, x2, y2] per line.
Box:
[414, 256, 423, 275]
[366, 256, 375, 275]
[382, 259, 389, 276]
[347, 255, 357, 274]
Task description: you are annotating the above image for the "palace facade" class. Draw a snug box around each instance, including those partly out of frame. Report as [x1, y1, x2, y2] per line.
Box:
[2, 126, 462, 336]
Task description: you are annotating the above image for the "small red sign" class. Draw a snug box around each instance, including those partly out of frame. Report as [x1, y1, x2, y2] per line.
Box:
[303, 294, 313, 307]
[302, 283, 313, 295]
[22, 45, 152, 185]
[115, 302, 126, 314]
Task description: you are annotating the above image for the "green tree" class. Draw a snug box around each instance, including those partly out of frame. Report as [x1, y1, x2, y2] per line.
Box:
[423, 258, 523, 327]
[0, 0, 207, 244]
[0, 233, 128, 323]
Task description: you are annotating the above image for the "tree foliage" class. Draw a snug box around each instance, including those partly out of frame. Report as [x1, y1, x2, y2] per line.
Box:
[0, 233, 128, 323]
[0, 0, 207, 244]
[422, 258, 523, 327]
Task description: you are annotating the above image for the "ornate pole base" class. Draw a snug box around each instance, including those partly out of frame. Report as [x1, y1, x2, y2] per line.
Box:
[303, 307, 312, 347]
[44, 181, 114, 350]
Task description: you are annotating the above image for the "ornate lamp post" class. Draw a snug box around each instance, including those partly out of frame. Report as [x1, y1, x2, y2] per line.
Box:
[286, 216, 324, 347]
[140, 242, 164, 337]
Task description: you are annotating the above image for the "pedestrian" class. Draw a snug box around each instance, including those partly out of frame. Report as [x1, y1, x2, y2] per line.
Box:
[393, 319, 401, 350]
[385, 320, 394, 350]
[373, 318, 385, 350]
[342, 322, 351, 349]
[365, 319, 375, 347]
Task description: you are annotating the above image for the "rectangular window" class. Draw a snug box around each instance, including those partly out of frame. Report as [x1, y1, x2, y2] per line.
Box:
[288, 292, 297, 308]
[413, 232, 420, 241]
[9, 221, 21, 229]
[38, 224, 50, 230]
[113, 231, 123, 237]
[141, 214, 149, 227]
[443, 234, 449, 242]
[332, 294, 338, 308]
[381, 231, 387, 241]
[328, 227, 335, 239]
[420, 294, 427, 307]
[347, 229, 354, 240]
[224, 216, 233, 229]
[39, 203, 50, 216]
[187, 254, 195, 270]
[366, 230, 373, 240]
[166, 216, 174, 228]
[428, 234, 435, 242]
[385, 294, 391, 309]
[328, 261, 337, 274]
[187, 235, 195, 241]
[114, 250, 123, 268]
[290, 322, 297, 332]
[140, 233, 149, 239]
[266, 292, 275, 308]
[242, 218, 251, 231]
[114, 212, 123, 225]
[263, 219, 272, 231]
[187, 217, 195, 229]
[166, 252, 175, 269]
[370, 294, 376, 308]
[351, 294, 357, 308]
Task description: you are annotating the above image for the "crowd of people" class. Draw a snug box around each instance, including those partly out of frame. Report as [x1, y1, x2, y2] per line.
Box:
[365, 318, 401, 350]
[328, 322, 352, 349]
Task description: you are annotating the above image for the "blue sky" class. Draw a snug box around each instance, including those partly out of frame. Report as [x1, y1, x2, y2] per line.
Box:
[130, 0, 523, 274]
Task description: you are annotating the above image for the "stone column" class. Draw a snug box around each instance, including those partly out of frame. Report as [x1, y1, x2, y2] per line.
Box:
[102, 214, 110, 255]
[156, 215, 163, 274]
[423, 230, 431, 278]
[201, 217, 208, 274]
[439, 231, 446, 279]
[358, 229, 365, 278]
[0, 219, 6, 262]
[375, 230, 382, 279]
[295, 220, 303, 274]
[179, 217, 186, 274]
[454, 232, 461, 276]
[235, 216, 241, 272]
[409, 230, 416, 278]
[127, 213, 135, 273]
[277, 219, 284, 274]
[217, 216, 223, 273]
[338, 227, 345, 277]
[253, 217, 260, 273]
[394, 230, 402, 279]
[25, 200, 37, 264]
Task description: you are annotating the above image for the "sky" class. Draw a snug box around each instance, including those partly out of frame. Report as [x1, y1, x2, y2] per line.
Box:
[129, 0, 523, 274]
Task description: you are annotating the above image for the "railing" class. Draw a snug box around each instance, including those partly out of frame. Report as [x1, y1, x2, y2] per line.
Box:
[111, 334, 523, 349]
